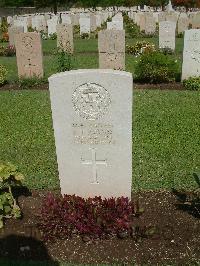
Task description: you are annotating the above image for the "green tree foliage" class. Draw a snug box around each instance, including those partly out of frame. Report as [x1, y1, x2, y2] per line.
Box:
[0, 0, 34, 7]
[34, 0, 74, 13]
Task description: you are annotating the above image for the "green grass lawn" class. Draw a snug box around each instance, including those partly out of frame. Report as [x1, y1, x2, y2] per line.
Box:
[0, 89, 199, 191]
[0, 36, 184, 83]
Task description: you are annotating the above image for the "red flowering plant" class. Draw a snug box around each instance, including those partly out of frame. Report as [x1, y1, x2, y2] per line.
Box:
[38, 193, 137, 241]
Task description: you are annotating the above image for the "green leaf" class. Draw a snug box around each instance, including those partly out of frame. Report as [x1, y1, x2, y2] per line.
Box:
[4, 205, 11, 214]
[0, 219, 4, 229]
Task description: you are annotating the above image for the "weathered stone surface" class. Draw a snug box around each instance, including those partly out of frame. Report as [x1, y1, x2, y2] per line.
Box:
[158, 12, 166, 22]
[144, 13, 156, 34]
[8, 26, 24, 46]
[49, 69, 132, 199]
[178, 13, 189, 34]
[191, 12, 200, 29]
[57, 23, 74, 53]
[107, 21, 123, 30]
[47, 18, 58, 36]
[98, 29, 125, 70]
[79, 17, 91, 35]
[159, 21, 176, 50]
[61, 14, 72, 24]
[15, 32, 43, 78]
[182, 29, 200, 80]
[90, 13, 97, 32]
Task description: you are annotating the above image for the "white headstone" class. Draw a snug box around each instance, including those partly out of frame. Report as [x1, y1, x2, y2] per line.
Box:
[98, 30, 125, 70]
[145, 13, 156, 34]
[159, 21, 176, 50]
[8, 26, 24, 46]
[61, 14, 72, 24]
[47, 19, 57, 36]
[57, 23, 74, 53]
[49, 69, 132, 199]
[182, 29, 200, 80]
[79, 17, 91, 35]
[178, 13, 189, 34]
[107, 21, 123, 30]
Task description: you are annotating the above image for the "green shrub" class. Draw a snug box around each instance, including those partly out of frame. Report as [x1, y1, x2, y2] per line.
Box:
[0, 45, 16, 57]
[183, 77, 200, 91]
[124, 16, 141, 38]
[49, 33, 57, 40]
[56, 49, 74, 72]
[0, 64, 8, 86]
[134, 51, 179, 83]
[126, 41, 156, 56]
[159, 47, 174, 55]
[73, 25, 80, 36]
[81, 33, 89, 39]
[177, 32, 184, 38]
[0, 45, 5, 56]
[18, 76, 47, 89]
[0, 162, 24, 228]
[28, 26, 35, 32]
[0, 18, 8, 33]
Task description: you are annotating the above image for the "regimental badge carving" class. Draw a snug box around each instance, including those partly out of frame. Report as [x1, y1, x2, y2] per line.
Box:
[72, 83, 111, 120]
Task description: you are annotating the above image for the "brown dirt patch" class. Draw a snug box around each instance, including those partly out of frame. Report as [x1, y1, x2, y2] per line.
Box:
[135, 82, 184, 90]
[0, 190, 199, 265]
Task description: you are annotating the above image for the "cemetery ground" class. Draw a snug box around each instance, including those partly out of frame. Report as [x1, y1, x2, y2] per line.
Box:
[0, 36, 184, 85]
[0, 37, 200, 264]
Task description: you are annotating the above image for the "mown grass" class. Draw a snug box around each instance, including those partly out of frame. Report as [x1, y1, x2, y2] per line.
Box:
[0, 89, 199, 191]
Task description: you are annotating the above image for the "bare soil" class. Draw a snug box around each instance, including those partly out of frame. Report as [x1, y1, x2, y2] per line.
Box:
[0, 190, 199, 265]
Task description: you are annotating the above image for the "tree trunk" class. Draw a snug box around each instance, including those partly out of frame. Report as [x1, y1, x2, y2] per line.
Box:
[53, 0, 57, 14]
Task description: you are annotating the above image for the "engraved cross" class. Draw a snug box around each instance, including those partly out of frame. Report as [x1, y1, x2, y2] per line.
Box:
[81, 148, 107, 184]
[82, 91, 99, 108]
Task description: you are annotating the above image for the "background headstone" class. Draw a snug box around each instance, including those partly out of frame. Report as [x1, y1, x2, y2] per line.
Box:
[49, 69, 132, 199]
[159, 21, 176, 50]
[98, 29, 125, 70]
[79, 17, 91, 35]
[8, 25, 24, 46]
[57, 23, 74, 54]
[178, 13, 189, 34]
[15, 32, 43, 78]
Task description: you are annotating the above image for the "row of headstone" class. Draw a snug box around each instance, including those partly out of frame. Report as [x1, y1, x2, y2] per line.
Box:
[6, 9, 200, 38]
[6, 10, 112, 37]
[128, 11, 200, 34]
[13, 28, 200, 83]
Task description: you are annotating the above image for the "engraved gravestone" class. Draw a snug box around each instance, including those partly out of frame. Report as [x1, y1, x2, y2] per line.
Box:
[57, 24, 74, 53]
[191, 12, 200, 29]
[8, 25, 24, 46]
[107, 21, 123, 30]
[159, 21, 176, 50]
[182, 29, 200, 80]
[178, 13, 189, 34]
[15, 32, 43, 78]
[79, 17, 91, 35]
[144, 13, 156, 35]
[49, 69, 132, 198]
[47, 18, 57, 37]
[98, 30, 125, 70]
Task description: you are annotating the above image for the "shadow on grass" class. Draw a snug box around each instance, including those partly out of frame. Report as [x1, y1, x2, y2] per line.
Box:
[172, 173, 200, 219]
[0, 234, 59, 266]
